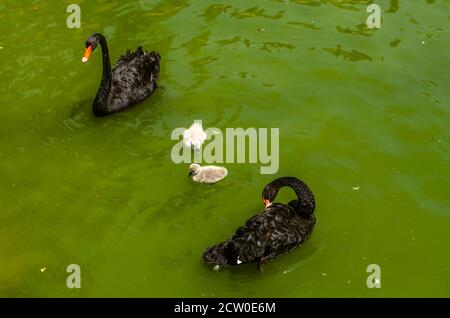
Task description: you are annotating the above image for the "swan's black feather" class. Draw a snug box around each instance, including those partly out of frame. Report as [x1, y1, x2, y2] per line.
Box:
[87, 33, 160, 116]
[203, 177, 316, 268]
[106, 49, 160, 114]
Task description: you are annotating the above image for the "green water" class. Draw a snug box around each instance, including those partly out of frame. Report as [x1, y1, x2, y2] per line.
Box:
[0, 0, 449, 297]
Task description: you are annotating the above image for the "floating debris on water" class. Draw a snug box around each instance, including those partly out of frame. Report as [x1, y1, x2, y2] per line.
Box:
[352, 186, 360, 191]
[40, 267, 47, 273]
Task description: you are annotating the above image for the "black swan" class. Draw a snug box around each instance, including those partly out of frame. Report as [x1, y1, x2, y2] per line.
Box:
[81, 33, 160, 116]
[203, 177, 316, 269]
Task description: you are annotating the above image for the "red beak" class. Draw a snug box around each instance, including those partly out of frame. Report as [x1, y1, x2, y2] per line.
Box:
[82, 45, 93, 63]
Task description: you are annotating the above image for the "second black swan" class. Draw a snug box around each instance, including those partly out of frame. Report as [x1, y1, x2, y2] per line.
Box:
[203, 177, 316, 269]
[82, 33, 160, 116]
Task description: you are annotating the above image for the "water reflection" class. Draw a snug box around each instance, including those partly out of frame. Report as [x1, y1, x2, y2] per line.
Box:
[216, 36, 294, 52]
[323, 45, 372, 62]
[181, 31, 211, 54]
[229, 6, 284, 20]
[260, 41, 295, 52]
[336, 23, 375, 37]
[288, 21, 322, 30]
[290, 0, 372, 11]
[201, 3, 231, 23]
[134, 0, 189, 21]
[387, 0, 399, 13]
[389, 38, 401, 48]
[201, 4, 284, 22]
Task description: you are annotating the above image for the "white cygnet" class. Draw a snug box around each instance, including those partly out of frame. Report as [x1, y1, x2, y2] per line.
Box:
[183, 121, 207, 151]
[188, 164, 228, 184]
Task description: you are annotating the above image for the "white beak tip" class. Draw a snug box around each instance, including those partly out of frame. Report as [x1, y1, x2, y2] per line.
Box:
[82, 57, 88, 63]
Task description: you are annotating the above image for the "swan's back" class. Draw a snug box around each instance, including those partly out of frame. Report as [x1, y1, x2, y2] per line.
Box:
[107, 48, 160, 112]
[203, 203, 315, 268]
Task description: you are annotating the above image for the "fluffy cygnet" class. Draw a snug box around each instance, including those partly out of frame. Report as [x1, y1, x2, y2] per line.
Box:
[188, 164, 228, 184]
[183, 121, 207, 151]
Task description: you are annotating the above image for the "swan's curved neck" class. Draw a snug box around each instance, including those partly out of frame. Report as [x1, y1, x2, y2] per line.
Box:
[270, 177, 315, 219]
[93, 33, 112, 111]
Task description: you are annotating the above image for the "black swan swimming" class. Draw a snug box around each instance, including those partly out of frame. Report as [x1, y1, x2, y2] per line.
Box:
[203, 177, 316, 269]
[82, 33, 160, 116]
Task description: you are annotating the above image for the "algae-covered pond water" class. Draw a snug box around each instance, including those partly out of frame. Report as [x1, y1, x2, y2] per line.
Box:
[0, 0, 449, 297]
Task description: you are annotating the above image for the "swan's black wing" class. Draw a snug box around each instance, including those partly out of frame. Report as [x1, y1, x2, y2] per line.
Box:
[107, 48, 160, 113]
[203, 209, 275, 267]
[203, 203, 315, 267]
[234, 204, 313, 264]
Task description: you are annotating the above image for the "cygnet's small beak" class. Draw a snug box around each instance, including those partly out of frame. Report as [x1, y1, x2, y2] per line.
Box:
[263, 199, 272, 208]
[188, 170, 194, 177]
